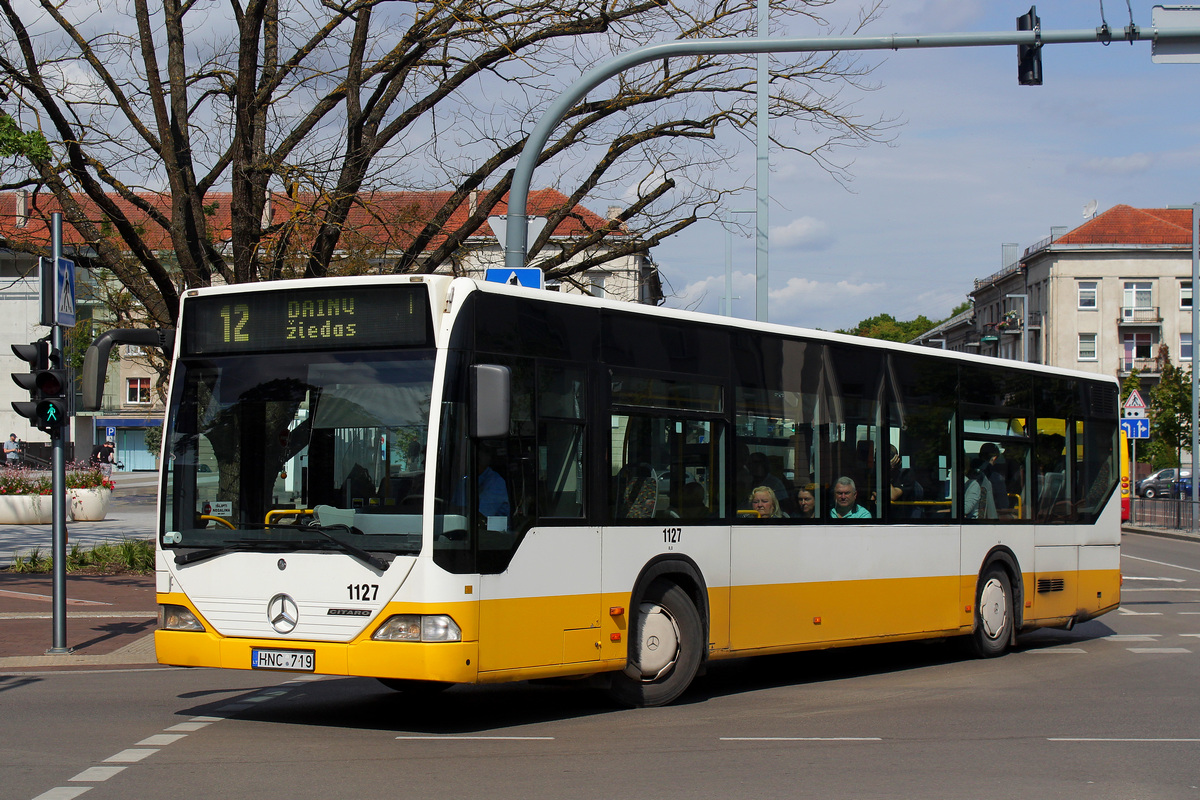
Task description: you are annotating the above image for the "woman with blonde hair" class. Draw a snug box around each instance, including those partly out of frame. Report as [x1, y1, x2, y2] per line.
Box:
[749, 486, 786, 518]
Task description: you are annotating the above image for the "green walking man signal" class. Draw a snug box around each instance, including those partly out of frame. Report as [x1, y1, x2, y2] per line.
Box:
[11, 340, 70, 434]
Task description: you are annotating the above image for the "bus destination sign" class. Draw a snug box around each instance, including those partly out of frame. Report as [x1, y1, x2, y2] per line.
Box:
[182, 284, 430, 355]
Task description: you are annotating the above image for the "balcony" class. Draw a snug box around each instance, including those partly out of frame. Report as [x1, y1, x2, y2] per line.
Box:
[1120, 306, 1161, 324]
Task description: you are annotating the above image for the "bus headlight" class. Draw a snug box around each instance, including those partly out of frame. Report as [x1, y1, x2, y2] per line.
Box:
[372, 614, 461, 642]
[159, 604, 206, 632]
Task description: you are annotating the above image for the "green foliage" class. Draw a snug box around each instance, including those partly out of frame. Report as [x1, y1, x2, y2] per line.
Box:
[144, 426, 162, 456]
[837, 313, 939, 343]
[1149, 345, 1192, 466]
[7, 538, 153, 574]
[0, 113, 51, 161]
[949, 300, 972, 317]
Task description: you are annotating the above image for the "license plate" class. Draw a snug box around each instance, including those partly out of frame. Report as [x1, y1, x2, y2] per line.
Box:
[250, 648, 315, 672]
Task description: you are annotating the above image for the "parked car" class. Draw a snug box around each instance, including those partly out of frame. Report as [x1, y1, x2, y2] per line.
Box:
[1139, 468, 1191, 498]
[1172, 476, 1193, 499]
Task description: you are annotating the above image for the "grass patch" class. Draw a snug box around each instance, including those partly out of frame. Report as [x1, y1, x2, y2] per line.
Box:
[7, 538, 154, 574]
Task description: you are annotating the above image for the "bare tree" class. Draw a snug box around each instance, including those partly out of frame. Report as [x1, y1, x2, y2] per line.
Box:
[0, 0, 893, 329]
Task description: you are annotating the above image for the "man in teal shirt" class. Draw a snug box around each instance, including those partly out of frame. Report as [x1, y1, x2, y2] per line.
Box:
[831, 476, 871, 519]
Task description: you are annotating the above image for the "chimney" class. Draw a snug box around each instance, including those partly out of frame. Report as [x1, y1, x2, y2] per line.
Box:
[606, 205, 622, 220]
[15, 189, 29, 228]
[468, 190, 478, 216]
[261, 193, 273, 229]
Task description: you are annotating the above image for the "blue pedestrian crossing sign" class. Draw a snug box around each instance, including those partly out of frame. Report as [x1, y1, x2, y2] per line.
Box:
[485, 267, 544, 289]
[1121, 418, 1149, 439]
[55, 257, 76, 327]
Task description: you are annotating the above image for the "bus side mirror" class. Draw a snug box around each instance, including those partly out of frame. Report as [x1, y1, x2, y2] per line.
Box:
[82, 328, 176, 411]
[471, 364, 510, 438]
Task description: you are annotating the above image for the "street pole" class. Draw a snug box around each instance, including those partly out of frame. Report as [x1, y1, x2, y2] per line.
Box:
[1191, 204, 1198, 532]
[755, 0, 769, 322]
[1006, 293, 1028, 363]
[48, 213, 69, 654]
[502, 23, 1200, 273]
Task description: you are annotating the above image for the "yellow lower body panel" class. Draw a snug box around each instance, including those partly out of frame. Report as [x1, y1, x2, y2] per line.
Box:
[156, 593, 480, 683]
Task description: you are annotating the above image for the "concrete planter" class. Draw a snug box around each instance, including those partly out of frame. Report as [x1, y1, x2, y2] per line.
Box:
[0, 494, 54, 524]
[67, 487, 112, 521]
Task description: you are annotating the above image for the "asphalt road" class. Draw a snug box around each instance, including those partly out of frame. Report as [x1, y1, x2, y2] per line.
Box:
[4, 531, 1200, 800]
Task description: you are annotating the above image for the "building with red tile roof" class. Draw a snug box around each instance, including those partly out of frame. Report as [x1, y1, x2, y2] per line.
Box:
[915, 204, 1196, 388]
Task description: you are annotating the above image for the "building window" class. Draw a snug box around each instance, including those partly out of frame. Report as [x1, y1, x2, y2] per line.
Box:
[1123, 332, 1153, 369]
[1078, 333, 1097, 361]
[1183, 281, 1192, 310]
[1078, 280, 1098, 309]
[126, 377, 151, 405]
[1184, 333, 1194, 362]
[1123, 281, 1153, 320]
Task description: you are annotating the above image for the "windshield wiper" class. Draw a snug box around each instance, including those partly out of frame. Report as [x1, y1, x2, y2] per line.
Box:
[303, 524, 392, 571]
[173, 539, 288, 566]
[172, 528, 392, 571]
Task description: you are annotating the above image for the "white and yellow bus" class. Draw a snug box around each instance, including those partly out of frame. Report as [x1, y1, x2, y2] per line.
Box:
[88, 275, 1121, 706]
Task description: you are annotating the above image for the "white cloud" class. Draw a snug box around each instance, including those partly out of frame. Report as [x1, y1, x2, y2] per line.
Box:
[771, 216, 834, 251]
[1078, 153, 1154, 175]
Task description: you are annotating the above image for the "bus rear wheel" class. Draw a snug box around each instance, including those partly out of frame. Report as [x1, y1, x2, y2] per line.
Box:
[608, 581, 702, 708]
[969, 564, 1014, 658]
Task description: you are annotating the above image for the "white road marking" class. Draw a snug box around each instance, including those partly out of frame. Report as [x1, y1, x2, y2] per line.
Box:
[1027, 648, 1088, 654]
[165, 722, 211, 732]
[103, 749, 158, 763]
[1104, 634, 1161, 641]
[1127, 647, 1192, 654]
[136, 734, 187, 746]
[1122, 554, 1200, 575]
[1121, 588, 1200, 592]
[1117, 607, 1163, 615]
[1050, 737, 1200, 742]
[31, 789, 91, 800]
[1122, 576, 1186, 582]
[67, 767, 125, 783]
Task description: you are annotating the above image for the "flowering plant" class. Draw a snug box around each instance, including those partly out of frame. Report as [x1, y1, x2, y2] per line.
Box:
[0, 463, 115, 495]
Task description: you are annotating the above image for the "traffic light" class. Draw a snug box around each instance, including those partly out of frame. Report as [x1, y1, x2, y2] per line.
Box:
[1017, 6, 1043, 86]
[11, 340, 69, 433]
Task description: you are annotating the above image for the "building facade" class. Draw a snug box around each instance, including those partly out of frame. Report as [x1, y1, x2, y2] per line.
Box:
[915, 205, 1195, 388]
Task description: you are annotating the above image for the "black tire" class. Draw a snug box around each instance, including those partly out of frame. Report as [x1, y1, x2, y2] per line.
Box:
[969, 564, 1014, 658]
[376, 678, 451, 695]
[1144, 486, 1157, 499]
[608, 581, 703, 708]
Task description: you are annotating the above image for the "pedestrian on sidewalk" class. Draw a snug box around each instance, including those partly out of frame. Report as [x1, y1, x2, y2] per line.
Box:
[4, 433, 20, 468]
[91, 437, 116, 478]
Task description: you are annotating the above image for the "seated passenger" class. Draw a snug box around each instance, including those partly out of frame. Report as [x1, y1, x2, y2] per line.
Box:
[831, 476, 871, 519]
[793, 485, 816, 519]
[749, 486, 787, 519]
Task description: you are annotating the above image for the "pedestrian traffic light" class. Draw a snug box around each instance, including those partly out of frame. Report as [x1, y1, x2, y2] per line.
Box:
[10, 340, 69, 433]
[1017, 6, 1043, 85]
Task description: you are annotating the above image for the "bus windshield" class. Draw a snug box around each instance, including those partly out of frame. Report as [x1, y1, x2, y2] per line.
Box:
[162, 349, 435, 558]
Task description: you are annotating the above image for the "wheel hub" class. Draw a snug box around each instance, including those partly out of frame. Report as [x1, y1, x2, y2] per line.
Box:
[634, 602, 680, 680]
[978, 577, 1008, 640]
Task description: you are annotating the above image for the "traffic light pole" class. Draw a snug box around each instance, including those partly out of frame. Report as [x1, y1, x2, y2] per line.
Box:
[48, 215, 70, 654]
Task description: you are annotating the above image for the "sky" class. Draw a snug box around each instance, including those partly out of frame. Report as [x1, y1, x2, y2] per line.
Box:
[652, 1, 1200, 331]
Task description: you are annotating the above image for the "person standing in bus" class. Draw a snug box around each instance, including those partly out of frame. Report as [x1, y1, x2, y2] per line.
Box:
[831, 477, 871, 519]
[978, 443, 1010, 515]
[964, 457, 997, 520]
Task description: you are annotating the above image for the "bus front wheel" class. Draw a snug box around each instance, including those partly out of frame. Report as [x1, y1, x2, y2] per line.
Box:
[608, 581, 702, 708]
[970, 564, 1014, 658]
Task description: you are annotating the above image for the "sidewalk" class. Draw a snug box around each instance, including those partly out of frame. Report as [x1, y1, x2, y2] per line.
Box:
[0, 572, 158, 671]
[0, 471, 160, 671]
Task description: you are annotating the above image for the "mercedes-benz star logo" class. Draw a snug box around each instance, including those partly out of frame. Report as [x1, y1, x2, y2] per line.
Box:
[267, 593, 299, 634]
